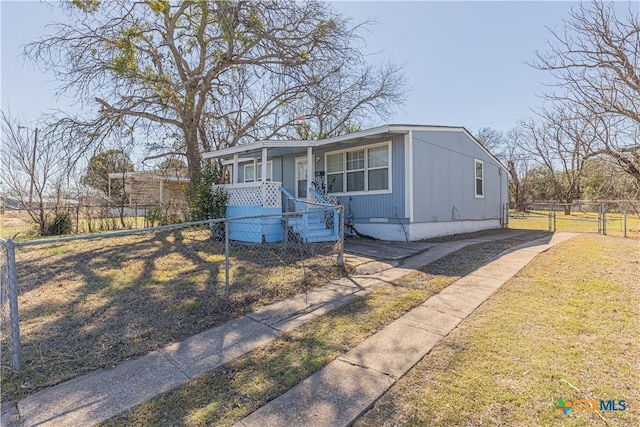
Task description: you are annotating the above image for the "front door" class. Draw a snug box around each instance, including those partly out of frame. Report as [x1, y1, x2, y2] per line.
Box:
[295, 157, 308, 199]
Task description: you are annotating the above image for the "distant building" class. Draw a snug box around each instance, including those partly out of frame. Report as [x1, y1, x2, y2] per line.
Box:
[108, 168, 190, 215]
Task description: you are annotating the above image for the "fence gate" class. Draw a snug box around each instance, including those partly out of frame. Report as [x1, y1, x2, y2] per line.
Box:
[508, 201, 638, 238]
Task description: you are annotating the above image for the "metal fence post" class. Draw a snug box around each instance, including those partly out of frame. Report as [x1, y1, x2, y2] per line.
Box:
[548, 203, 553, 232]
[6, 239, 22, 371]
[505, 203, 509, 228]
[283, 215, 289, 249]
[598, 205, 602, 234]
[337, 206, 344, 267]
[623, 209, 627, 238]
[602, 204, 607, 235]
[224, 220, 230, 299]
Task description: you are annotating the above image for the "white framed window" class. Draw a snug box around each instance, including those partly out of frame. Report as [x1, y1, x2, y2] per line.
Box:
[474, 159, 484, 198]
[244, 161, 273, 183]
[326, 153, 344, 193]
[324, 142, 391, 195]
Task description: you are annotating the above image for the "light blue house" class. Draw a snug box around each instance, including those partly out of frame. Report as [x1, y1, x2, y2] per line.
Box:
[203, 124, 509, 242]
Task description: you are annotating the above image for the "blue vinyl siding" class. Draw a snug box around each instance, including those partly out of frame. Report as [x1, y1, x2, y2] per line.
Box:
[281, 156, 296, 194]
[411, 130, 506, 222]
[292, 135, 407, 222]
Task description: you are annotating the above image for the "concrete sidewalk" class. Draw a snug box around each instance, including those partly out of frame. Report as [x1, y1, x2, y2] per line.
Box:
[234, 232, 577, 427]
[3, 229, 561, 426]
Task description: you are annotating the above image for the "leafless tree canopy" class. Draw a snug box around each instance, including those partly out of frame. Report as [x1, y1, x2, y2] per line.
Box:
[1, 110, 68, 235]
[26, 0, 406, 187]
[473, 126, 504, 154]
[500, 127, 533, 210]
[533, 0, 640, 184]
[520, 107, 597, 213]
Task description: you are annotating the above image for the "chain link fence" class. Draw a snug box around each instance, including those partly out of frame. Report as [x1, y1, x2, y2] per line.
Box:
[1, 202, 192, 240]
[1, 207, 343, 399]
[1, 238, 22, 373]
[508, 200, 640, 238]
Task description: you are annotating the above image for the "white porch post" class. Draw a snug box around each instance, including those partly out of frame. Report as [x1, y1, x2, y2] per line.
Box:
[261, 147, 268, 206]
[261, 148, 268, 183]
[306, 146, 313, 198]
[232, 154, 238, 184]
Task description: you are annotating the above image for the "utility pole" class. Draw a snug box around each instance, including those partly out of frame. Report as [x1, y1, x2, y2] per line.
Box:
[29, 128, 38, 205]
[17, 126, 38, 205]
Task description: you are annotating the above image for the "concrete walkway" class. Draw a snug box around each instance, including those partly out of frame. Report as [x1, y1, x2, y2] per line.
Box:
[233, 232, 577, 427]
[2, 230, 571, 426]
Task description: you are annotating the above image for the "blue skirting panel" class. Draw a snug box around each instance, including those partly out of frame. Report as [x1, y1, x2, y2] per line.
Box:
[226, 205, 283, 243]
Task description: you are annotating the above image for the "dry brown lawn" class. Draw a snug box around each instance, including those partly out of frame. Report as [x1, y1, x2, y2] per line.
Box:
[1, 226, 343, 402]
[356, 234, 640, 426]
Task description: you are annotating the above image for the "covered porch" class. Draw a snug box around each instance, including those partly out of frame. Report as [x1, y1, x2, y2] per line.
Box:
[206, 141, 321, 204]
[204, 141, 339, 243]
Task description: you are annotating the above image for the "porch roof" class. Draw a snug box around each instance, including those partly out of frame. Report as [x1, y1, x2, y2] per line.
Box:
[203, 140, 315, 162]
[201, 124, 420, 161]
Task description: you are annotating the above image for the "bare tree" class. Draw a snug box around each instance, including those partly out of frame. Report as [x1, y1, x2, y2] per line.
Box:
[533, 0, 640, 185]
[581, 110, 640, 186]
[474, 126, 504, 153]
[501, 126, 533, 211]
[1, 110, 68, 235]
[520, 108, 596, 214]
[582, 156, 640, 200]
[26, 1, 406, 195]
[81, 147, 135, 228]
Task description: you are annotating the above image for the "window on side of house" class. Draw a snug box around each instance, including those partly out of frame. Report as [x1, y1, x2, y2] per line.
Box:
[474, 159, 484, 198]
[325, 142, 391, 194]
[244, 161, 272, 183]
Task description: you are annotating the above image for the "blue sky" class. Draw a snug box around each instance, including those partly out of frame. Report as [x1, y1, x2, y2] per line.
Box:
[0, 1, 615, 142]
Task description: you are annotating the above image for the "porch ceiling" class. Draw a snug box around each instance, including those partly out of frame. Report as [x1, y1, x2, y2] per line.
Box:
[203, 140, 315, 161]
[225, 145, 311, 162]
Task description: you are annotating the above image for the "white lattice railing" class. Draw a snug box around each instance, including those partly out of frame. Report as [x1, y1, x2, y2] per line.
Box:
[213, 181, 282, 208]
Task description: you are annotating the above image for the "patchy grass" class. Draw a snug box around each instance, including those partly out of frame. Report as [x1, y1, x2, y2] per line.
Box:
[1, 226, 343, 402]
[356, 234, 640, 427]
[100, 233, 546, 427]
[0, 211, 37, 240]
[0, 210, 167, 241]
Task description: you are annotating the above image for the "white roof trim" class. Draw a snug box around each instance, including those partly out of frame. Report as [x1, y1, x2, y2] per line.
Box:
[315, 125, 395, 146]
[201, 124, 507, 173]
[459, 128, 509, 174]
[202, 125, 403, 160]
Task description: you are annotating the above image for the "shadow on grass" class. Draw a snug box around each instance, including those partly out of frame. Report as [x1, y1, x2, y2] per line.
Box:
[1, 227, 344, 402]
[421, 230, 553, 277]
[101, 232, 554, 427]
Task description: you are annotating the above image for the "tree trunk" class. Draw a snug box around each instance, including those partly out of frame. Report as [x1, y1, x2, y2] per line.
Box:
[38, 203, 46, 235]
[184, 127, 203, 199]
